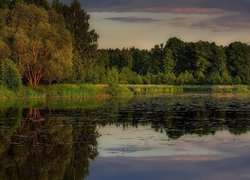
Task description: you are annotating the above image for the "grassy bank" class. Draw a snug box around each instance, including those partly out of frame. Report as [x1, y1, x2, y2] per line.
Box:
[0, 84, 250, 99]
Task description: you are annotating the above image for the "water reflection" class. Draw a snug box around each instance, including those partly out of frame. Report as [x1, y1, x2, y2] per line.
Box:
[0, 95, 250, 179]
[95, 96, 250, 138]
[0, 106, 99, 180]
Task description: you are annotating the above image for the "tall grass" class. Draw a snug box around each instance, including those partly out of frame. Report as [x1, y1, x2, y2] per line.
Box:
[123, 85, 183, 95]
[47, 84, 107, 98]
[0, 86, 15, 98]
[0, 84, 249, 99]
[16, 86, 46, 98]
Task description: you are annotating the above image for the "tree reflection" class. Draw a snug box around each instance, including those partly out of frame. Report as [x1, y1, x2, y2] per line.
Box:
[64, 108, 99, 180]
[0, 106, 98, 180]
[93, 96, 250, 139]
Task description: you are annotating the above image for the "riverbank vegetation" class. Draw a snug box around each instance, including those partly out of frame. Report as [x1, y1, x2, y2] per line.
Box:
[0, 84, 250, 99]
[0, 0, 250, 96]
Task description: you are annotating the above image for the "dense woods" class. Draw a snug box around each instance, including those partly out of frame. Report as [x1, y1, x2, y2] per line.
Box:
[0, 0, 250, 89]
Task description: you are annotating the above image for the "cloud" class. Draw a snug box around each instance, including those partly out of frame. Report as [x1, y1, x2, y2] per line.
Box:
[170, 16, 190, 28]
[169, 13, 250, 32]
[105, 17, 161, 23]
[192, 13, 250, 31]
[61, 0, 250, 33]
[75, 0, 250, 14]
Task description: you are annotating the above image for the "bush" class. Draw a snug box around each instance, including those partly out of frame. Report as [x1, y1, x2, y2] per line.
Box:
[176, 71, 194, 85]
[207, 72, 222, 84]
[89, 66, 106, 84]
[119, 67, 143, 84]
[107, 67, 120, 96]
[143, 73, 152, 84]
[0, 59, 22, 90]
[162, 72, 176, 84]
[207, 71, 232, 85]
[196, 72, 205, 84]
[233, 75, 242, 85]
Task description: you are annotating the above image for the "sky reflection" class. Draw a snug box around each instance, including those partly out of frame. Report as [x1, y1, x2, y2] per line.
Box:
[88, 124, 250, 180]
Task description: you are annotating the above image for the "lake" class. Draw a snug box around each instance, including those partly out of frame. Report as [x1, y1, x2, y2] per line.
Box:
[0, 95, 250, 180]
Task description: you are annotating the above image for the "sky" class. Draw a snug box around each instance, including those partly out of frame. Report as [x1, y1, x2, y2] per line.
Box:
[63, 0, 250, 49]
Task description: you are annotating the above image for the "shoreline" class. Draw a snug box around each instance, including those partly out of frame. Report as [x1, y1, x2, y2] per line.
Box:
[0, 84, 250, 99]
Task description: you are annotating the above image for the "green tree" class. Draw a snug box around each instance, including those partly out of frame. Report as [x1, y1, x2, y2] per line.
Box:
[108, 48, 133, 70]
[163, 49, 175, 73]
[162, 72, 176, 84]
[165, 37, 186, 74]
[9, 0, 50, 9]
[131, 48, 150, 75]
[1, 4, 72, 86]
[194, 41, 211, 81]
[207, 43, 231, 84]
[143, 73, 152, 84]
[0, 8, 9, 30]
[56, 0, 99, 83]
[226, 42, 249, 83]
[107, 67, 119, 96]
[177, 71, 194, 85]
[0, 39, 10, 59]
[150, 44, 165, 74]
[0, 0, 10, 9]
[0, 59, 22, 90]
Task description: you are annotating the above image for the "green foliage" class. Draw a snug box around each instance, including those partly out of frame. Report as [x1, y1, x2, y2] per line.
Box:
[54, 0, 98, 83]
[177, 71, 194, 85]
[162, 72, 176, 84]
[233, 75, 242, 85]
[0, 0, 10, 9]
[0, 59, 22, 90]
[0, 86, 15, 97]
[131, 48, 150, 75]
[207, 72, 222, 84]
[0, 4, 72, 86]
[163, 49, 175, 72]
[0, 38, 10, 59]
[207, 71, 232, 85]
[119, 67, 143, 84]
[143, 73, 152, 84]
[107, 67, 120, 96]
[124, 85, 182, 95]
[47, 84, 106, 98]
[226, 42, 249, 83]
[89, 66, 107, 84]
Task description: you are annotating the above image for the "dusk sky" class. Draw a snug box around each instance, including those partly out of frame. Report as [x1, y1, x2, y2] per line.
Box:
[63, 0, 250, 49]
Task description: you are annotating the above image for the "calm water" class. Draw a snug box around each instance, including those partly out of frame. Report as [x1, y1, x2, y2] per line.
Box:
[0, 95, 250, 180]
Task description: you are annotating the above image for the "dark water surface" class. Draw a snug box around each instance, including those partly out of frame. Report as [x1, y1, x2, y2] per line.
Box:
[0, 95, 250, 180]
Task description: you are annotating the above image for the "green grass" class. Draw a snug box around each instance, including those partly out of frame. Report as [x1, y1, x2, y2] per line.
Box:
[0, 86, 15, 98]
[0, 84, 249, 99]
[47, 84, 106, 98]
[123, 85, 183, 95]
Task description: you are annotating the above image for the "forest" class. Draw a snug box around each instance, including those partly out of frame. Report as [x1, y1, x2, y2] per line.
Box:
[0, 0, 250, 91]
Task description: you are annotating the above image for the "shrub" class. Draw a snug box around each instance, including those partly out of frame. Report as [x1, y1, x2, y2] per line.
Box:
[233, 75, 242, 85]
[143, 73, 152, 84]
[207, 71, 232, 85]
[176, 71, 194, 85]
[162, 72, 176, 84]
[0, 59, 22, 90]
[107, 67, 120, 96]
[207, 72, 222, 84]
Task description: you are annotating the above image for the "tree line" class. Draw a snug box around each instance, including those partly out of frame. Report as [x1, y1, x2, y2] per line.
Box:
[96, 39, 250, 85]
[0, 0, 250, 90]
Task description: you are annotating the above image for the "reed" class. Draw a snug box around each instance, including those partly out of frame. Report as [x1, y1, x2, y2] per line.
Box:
[0, 84, 249, 99]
